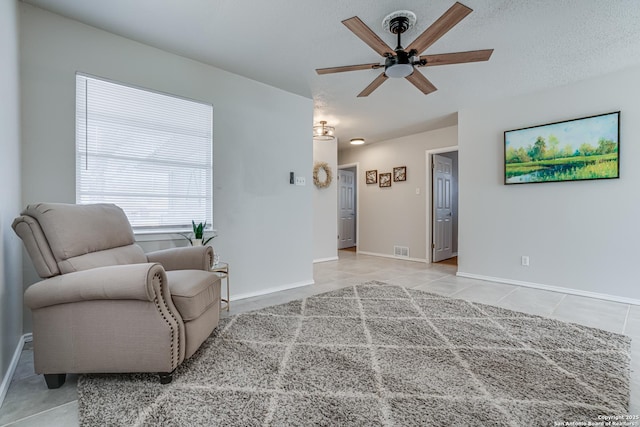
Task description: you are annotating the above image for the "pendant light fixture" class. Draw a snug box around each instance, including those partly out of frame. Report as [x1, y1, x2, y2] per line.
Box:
[313, 121, 335, 141]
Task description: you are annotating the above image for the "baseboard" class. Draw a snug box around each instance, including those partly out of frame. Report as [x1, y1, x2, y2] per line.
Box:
[313, 256, 339, 264]
[456, 272, 640, 306]
[357, 251, 427, 264]
[0, 333, 32, 409]
[231, 280, 314, 301]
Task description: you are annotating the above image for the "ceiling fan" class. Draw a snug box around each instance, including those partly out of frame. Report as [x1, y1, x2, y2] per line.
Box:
[316, 2, 493, 97]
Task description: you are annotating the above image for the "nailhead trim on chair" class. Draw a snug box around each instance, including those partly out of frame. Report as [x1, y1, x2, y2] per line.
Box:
[153, 272, 179, 370]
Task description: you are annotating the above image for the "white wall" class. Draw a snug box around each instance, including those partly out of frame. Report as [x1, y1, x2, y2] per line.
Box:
[339, 126, 457, 260]
[0, 0, 24, 402]
[19, 4, 314, 315]
[458, 64, 640, 302]
[313, 140, 338, 262]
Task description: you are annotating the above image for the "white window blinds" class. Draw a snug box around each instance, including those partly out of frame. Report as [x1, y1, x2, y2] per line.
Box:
[76, 74, 213, 231]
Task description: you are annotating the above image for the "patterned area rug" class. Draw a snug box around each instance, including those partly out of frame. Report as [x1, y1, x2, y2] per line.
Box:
[78, 281, 631, 426]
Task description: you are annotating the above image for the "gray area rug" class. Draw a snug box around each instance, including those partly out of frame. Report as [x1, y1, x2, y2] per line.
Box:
[78, 281, 631, 426]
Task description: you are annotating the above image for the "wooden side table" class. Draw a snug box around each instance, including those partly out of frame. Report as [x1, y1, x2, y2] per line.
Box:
[211, 262, 230, 312]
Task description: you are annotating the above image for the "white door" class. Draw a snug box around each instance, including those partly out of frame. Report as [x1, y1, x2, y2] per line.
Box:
[433, 154, 453, 262]
[338, 169, 355, 249]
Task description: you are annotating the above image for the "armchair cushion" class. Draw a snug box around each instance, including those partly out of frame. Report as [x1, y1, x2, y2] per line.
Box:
[167, 270, 220, 321]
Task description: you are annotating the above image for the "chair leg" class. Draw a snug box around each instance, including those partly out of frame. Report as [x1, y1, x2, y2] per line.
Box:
[44, 373, 66, 389]
[158, 371, 173, 385]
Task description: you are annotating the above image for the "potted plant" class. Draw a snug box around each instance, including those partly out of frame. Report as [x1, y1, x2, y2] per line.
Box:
[181, 220, 215, 246]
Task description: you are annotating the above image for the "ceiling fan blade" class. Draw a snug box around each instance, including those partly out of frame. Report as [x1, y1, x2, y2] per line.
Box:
[357, 73, 388, 97]
[316, 63, 382, 75]
[342, 16, 395, 57]
[406, 2, 472, 55]
[406, 72, 437, 95]
[419, 49, 493, 66]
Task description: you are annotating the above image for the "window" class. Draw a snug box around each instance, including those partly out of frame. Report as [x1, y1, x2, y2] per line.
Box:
[76, 74, 213, 231]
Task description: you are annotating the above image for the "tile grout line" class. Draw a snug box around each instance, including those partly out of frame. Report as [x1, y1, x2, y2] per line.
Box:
[0, 400, 77, 427]
[424, 274, 464, 286]
[495, 286, 519, 304]
[549, 293, 569, 316]
[622, 304, 632, 335]
[447, 283, 477, 298]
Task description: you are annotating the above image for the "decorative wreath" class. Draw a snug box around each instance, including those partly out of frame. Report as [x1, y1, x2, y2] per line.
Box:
[313, 162, 333, 189]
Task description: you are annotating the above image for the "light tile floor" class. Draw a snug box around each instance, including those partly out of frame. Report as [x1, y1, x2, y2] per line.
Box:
[1, 251, 637, 425]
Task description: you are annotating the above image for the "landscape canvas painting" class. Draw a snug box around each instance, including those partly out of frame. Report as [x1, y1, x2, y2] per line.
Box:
[504, 111, 619, 184]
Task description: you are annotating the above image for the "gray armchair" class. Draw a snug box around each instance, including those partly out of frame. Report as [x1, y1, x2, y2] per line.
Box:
[12, 203, 221, 388]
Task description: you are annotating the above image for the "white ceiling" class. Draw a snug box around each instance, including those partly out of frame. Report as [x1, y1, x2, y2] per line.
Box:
[23, 0, 640, 147]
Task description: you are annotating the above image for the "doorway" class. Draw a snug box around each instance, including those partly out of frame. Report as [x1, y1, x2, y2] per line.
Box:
[426, 148, 458, 265]
[337, 164, 358, 251]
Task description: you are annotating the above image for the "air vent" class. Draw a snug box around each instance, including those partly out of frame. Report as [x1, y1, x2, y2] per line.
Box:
[394, 246, 409, 257]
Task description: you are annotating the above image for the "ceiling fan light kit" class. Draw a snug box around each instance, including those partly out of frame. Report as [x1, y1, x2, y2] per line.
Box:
[313, 120, 336, 141]
[384, 50, 416, 78]
[316, 2, 493, 97]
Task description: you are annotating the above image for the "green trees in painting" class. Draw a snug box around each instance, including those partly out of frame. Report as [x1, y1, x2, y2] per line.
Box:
[547, 135, 560, 159]
[596, 137, 617, 155]
[506, 135, 617, 164]
[504, 112, 619, 184]
[505, 146, 530, 163]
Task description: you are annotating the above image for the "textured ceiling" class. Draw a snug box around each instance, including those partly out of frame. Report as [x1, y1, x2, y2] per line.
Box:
[23, 0, 640, 147]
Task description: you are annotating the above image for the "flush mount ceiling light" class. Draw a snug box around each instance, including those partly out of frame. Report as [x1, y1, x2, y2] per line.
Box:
[350, 138, 365, 145]
[313, 120, 335, 141]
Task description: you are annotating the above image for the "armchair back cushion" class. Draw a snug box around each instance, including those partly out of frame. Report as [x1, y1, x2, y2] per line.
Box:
[13, 203, 146, 277]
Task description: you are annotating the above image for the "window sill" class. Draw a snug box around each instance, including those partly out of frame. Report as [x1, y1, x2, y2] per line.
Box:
[134, 229, 217, 243]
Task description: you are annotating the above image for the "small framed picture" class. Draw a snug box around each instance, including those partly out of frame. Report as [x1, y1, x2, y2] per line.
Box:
[393, 166, 407, 182]
[379, 173, 391, 188]
[365, 170, 378, 184]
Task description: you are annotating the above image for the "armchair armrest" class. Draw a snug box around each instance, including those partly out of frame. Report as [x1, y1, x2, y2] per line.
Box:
[146, 246, 213, 271]
[24, 263, 166, 310]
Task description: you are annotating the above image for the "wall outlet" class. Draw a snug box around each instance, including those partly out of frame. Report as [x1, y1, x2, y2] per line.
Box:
[521, 256, 530, 266]
[295, 176, 306, 186]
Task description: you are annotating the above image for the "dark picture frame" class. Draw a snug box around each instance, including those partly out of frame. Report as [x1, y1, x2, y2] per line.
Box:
[365, 170, 378, 184]
[393, 166, 407, 182]
[504, 111, 620, 185]
[379, 173, 391, 188]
